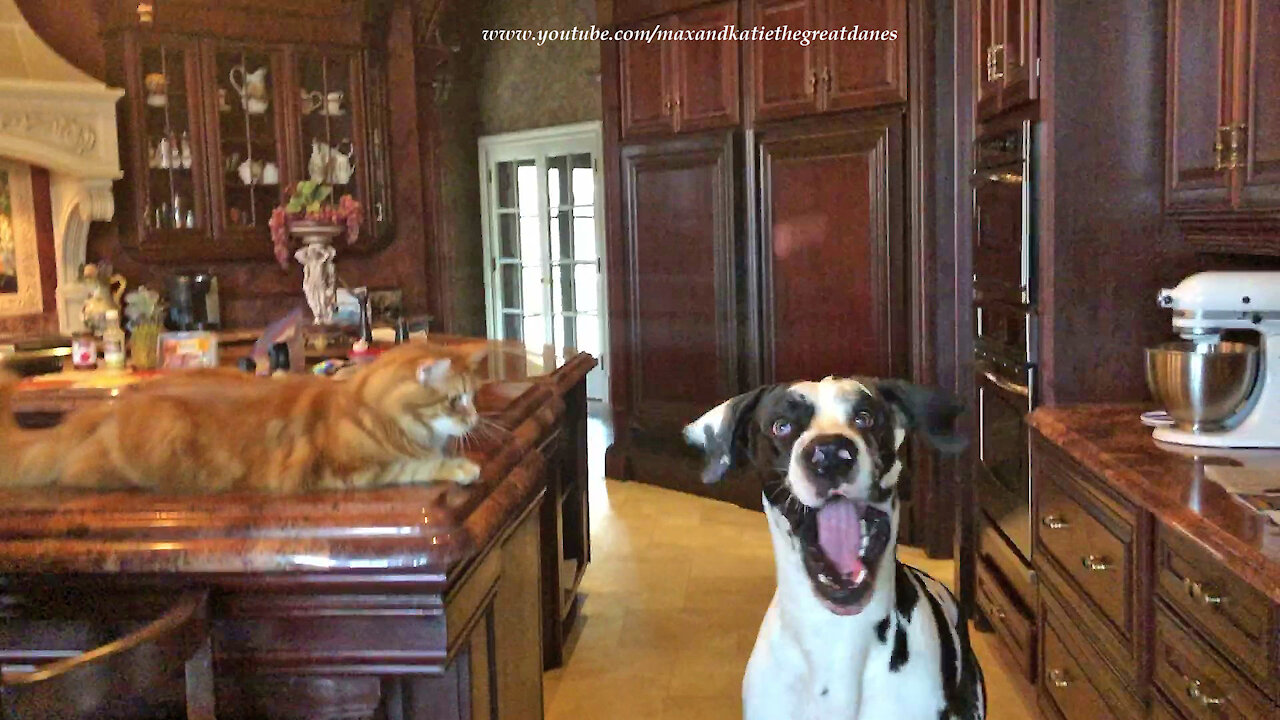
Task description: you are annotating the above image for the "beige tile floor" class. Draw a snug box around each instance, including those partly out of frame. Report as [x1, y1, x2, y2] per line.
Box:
[544, 474, 1042, 720]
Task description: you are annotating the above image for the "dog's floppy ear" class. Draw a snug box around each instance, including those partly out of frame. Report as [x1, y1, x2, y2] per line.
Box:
[875, 380, 968, 455]
[683, 385, 777, 484]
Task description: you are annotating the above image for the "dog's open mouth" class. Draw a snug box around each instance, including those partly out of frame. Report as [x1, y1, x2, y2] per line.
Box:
[797, 498, 891, 615]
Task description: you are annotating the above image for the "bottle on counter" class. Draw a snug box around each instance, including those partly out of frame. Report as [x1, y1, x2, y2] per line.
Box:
[71, 332, 98, 370]
[101, 310, 126, 370]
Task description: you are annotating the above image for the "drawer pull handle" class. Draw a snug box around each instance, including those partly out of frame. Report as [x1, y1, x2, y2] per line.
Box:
[1047, 668, 1071, 688]
[1182, 578, 1226, 608]
[1081, 555, 1112, 572]
[1184, 677, 1226, 706]
[1042, 515, 1069, 530]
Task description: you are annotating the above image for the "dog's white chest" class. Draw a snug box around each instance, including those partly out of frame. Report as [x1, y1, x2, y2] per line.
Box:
[744, 599, 950, 720]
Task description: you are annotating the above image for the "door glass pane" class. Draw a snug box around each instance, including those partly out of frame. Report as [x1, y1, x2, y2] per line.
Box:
[574, 263, 599, 314]
[498, 262, 521, 312]
[570, 153, 594, 206]
[575, 314, 601, 357]
[519, 216, 541, 262]
[495, 161, 520, 209]
[502, 313, 522, 342]
[547, 155, 569, 209]
[572, 216, 596, 261]
[521, 265, 544, 316]
[498, 213, 519, 258]
[516, 163, 538, 216]
[522, 316, 545, 352]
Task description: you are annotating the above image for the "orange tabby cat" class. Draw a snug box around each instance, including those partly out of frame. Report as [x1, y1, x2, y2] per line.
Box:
[0, 341, 488, 493]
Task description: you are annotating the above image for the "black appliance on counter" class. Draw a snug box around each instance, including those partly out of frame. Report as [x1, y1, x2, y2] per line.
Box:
[166, 273, 221, 331]
[972, 121, 1037, 563]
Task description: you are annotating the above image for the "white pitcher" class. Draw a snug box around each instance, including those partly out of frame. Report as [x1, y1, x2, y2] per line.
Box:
[229, 65, 268, 101]
[330, 140, 355, 184]
[308, 140, 331, 183]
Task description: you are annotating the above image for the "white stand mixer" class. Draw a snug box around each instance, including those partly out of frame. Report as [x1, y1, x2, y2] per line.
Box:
[1153, 271, 1280, 448]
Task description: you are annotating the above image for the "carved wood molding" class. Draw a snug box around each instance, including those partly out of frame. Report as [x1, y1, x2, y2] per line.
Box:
[0, 111, 98, 157]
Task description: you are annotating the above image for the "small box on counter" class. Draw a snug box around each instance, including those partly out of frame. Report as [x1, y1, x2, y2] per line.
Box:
[159, 331, 219, 369]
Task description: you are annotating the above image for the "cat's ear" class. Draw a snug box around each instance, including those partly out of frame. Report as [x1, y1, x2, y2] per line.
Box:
[417, 357, 454, 387]
[459, 343, 489, 370]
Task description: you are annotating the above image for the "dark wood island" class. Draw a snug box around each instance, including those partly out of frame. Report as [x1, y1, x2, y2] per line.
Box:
[0, 341, 594, 720]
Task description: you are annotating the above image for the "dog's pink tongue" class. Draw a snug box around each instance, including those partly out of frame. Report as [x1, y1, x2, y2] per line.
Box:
[817, 499, 865, 577]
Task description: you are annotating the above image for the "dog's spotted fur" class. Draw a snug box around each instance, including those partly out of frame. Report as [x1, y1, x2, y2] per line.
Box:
[686, 377, 984, 720]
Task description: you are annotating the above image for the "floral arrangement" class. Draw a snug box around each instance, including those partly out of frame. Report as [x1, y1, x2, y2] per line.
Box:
[123, 285, 164, 330]
[268, 181, 364, 268]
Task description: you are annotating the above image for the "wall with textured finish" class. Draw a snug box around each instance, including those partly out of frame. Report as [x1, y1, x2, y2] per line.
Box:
[477, 0, 602, 135]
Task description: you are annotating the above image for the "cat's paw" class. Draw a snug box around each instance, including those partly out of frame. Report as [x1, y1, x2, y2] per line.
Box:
[436, 458, 482, 485]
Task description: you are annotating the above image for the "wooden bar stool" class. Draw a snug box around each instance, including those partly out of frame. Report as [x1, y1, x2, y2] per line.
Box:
[0, 591, 215, 720]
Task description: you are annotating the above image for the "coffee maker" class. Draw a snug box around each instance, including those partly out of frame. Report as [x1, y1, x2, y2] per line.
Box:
[166, 273, 221, 330]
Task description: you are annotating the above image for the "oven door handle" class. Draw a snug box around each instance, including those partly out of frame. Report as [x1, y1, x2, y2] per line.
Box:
[979, 367, 1031, 399]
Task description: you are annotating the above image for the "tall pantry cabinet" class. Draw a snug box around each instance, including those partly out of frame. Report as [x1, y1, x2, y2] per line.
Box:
[603, 0, 917, 514]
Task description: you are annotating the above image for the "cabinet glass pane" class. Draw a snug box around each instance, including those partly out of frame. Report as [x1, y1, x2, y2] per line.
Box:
[214, 49, 282, 232]
[295, 52, 362, 235]
[140, 44, 201, 233]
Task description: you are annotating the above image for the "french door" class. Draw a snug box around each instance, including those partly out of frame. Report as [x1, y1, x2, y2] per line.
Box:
[478, 122, 609, 402]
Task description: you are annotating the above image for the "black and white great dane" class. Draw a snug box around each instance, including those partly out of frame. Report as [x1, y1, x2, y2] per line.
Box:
[684, 377, 985, 720]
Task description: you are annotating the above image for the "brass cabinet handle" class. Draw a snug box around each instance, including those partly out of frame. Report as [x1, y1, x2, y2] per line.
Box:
[1227, 123, 1246, 170]
[821, 66, 832, 92]
[664, 98, 673, 115]
[808, 71, 818, 96]
[991, 44, 1006, 81]
[1184, 677, 1226, 706]
[1081, 555, 1112, 572]
[1182, 577, 1226, 608]
[1041, 514, 1069, 530]
[374, 201, 385, 223]
[1214, 125, 1229, 171]
[985, 45, 996, 83]
[1047, 668, 1071, 688]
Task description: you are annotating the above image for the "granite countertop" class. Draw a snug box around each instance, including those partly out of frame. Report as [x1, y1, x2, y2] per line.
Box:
[1029, 405, 1280, 602]
[0, 347, 595, 577]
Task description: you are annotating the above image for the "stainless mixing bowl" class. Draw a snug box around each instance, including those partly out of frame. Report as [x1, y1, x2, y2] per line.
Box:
[1145, 341, 1260, 431]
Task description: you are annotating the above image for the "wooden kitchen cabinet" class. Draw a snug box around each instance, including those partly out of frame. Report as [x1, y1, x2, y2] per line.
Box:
[104, 2, 394, 263]
[619, 1, 740, 138]
[974, 0, 1038, 121]
[757, 114, 906, 382]
[750, 0, 907, 123]
[1166, 0, 1280, 251]
[618, 132, 740, 434]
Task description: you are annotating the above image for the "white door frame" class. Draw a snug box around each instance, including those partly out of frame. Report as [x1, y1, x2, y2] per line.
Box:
[477, 120, 608, 402]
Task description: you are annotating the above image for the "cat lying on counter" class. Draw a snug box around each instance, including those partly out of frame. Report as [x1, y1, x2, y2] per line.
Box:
[0, 342, 490, 494]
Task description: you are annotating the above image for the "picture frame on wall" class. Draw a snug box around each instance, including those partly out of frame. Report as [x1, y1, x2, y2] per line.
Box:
[0, 159, 43, 319]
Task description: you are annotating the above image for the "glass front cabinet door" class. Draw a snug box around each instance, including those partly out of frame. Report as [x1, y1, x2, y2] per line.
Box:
[113, 33, 394, 262]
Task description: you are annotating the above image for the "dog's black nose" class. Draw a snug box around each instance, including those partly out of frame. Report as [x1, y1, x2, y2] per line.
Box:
[805, 434, 858, 479]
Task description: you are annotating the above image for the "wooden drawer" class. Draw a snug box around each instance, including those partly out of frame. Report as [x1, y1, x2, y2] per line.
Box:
[1039, 599, 1119, 720]
[1038, 587, 1145, 720]
[1155, 525, 1277, 698]
[1153, 606, 1274, 720]
[976, 557, 1036, 680]
[1152, 693, 1187, 720]
[1036, 449, 1138, 644]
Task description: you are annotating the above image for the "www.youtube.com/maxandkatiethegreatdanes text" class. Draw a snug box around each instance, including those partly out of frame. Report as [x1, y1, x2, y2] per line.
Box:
[481, 24, 899, 47]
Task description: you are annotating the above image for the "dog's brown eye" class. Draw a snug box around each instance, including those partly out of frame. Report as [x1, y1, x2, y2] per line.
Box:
[853, 411, 875, 429]
[771, 420, 793, 437]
